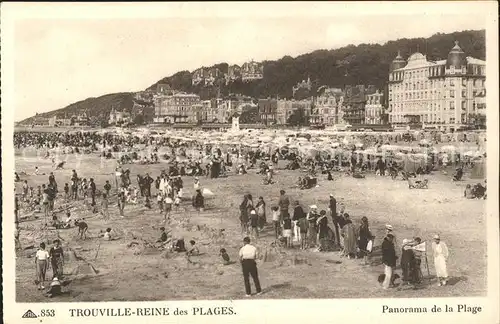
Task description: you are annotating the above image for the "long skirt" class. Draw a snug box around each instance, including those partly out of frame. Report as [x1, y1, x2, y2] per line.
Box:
[308, 226, 317, 247]
[434, 255, 448, 278]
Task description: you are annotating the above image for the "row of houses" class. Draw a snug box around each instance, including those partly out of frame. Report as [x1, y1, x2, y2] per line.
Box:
[192, 60, 264, 86]
[151, 84, 387, 126]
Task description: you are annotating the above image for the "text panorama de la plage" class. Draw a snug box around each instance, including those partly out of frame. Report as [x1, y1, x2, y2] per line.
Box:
[382, 304, 482, 314]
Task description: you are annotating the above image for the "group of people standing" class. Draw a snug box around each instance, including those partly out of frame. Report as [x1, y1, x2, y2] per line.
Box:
[381, 229, 450, 289]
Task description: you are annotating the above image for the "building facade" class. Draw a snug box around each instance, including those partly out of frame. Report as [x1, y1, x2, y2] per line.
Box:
[311, 88, 344, 126]
[364, 90, 386, 125]
[192, 68, 207, 86]
[241, 60, 264, 82]
[276, 99, 312, 125]
[225, 65, 242, 84]
[200, 99, 220, 123]
[258, 99, 278, 124]
[154, 93, 201, 124]
[342, 85, 376, 125]
[388, 41, 486, 131]
[109, 108, 131, 125]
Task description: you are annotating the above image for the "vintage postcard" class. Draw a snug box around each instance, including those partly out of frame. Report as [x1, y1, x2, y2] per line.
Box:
[2, 2, 499, 324]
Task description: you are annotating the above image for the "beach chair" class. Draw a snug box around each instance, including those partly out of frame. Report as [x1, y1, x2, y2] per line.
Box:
[408, 178, 428, 189]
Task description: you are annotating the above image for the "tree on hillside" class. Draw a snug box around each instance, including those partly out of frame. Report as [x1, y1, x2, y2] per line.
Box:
[145, 30, 485, 101]
[239, 106, 259, 124]
[133, 114, 145, 125]
[287, 108, 310, 126]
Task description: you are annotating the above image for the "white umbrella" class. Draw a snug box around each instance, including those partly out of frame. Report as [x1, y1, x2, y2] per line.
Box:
[440, 145, 456, 152]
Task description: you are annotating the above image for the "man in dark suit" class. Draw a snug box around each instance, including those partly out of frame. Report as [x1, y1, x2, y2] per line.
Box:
[382, 234, 397, 289]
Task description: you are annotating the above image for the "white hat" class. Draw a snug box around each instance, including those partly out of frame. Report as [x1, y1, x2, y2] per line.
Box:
[329, 193, 334, 197]
[402, 239, 410, 245]
[433, 234, 440, 240]
[310, 205, 318, 209]
[385, 224, 393, 231]
[250, 210, 256, 215]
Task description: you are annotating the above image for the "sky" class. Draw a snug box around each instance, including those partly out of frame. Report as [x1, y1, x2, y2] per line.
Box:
[5, 3, 489, 121]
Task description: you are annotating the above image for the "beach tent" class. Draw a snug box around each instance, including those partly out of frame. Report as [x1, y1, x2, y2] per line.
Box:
[400, 153, 429, 173]
[470, 160, 486, 179]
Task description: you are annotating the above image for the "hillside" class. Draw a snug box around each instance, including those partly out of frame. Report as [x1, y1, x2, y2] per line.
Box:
[20, 92, 136, 125]
[21, 29, 485, 124]
[148, 29, 486, 99]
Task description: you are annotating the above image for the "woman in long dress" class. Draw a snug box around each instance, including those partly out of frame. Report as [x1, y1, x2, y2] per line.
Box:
[431, 234, 449, 286]
[306, 206, 319, 248]
[317, 210, 329, 251]
[357, 216, 371, 264]
[341, 214, 357, 259]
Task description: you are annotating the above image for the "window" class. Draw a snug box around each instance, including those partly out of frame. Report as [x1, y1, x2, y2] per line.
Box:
[450, 90, 455, 98]
[461, 90, 466, 97]
[450, 66, 455, 74]
[462, 67, 466, 74]
[449, 79, 454, 86]
[462, 78, 466, 86]
[450, 117, 455, 124]
[449, 101, 455, 110]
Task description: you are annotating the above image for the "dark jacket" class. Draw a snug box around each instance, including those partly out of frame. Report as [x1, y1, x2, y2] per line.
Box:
[292, 206, 305, 221]
[278, 195, 290, 211]
[382, 238, 397, 267]
[329, 197, 337, 217]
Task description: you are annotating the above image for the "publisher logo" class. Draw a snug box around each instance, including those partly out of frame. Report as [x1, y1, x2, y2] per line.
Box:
[22, 310, 38, 319]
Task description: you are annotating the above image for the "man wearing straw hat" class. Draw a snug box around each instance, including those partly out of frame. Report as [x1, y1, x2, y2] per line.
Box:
[381, 234, 397, 289]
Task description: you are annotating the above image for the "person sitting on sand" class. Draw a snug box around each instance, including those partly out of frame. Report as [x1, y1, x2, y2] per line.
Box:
[63, 212, 72, 228]
[157, 227, 170, 243]
[220, 248, 231, 265]
[50, 215, 62, 229]
[464, 184, 475, 199]
[103, 228, 113, 241]
[172, 238, 186, 253]
[192, 189, 204, 211]
[45, 277, 62, 298]
[187, 240, 200, 256]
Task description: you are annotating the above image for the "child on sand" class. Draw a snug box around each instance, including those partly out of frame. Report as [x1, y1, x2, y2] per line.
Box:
[63, 183, 69, 200]
[271, 206, 280, 239]
[250, 210, 259, 239]
[282, 216, 293, 248]
[104, 181, 111, 197]
[220, 248, 231, 265]
[164, 195, 173, 222]
[157, 193, 164, 212]
[103, 228, 113, 241]
[174, 195, 181, 210]
[187, 240, 200, 256]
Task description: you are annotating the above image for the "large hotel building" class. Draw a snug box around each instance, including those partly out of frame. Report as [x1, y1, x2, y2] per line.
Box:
[388, 41, 486, 131]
